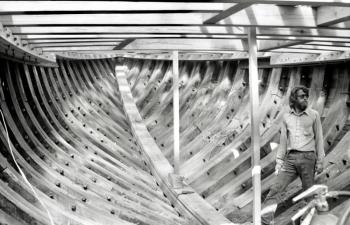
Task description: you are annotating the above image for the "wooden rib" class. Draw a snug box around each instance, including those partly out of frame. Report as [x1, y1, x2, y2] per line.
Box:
[258, 40, 309, 51]
[103, 56, 349, 224]
[124, 39, 247, 51]
[10, 25, 246, 35]
[51, 61, 184, 223]
[9, 25, 350, 39]
[308, 41, 350, 47]
[0, 57, 189, 224]
[1, 62, 136, 225]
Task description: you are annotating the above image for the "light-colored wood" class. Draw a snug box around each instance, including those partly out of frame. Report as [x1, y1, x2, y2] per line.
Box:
[0, 14, 204, 25]
[32, 42, 122, 47]
[317, 6, 350, 26]
[11, 26, 350, 40]
[0, 1, 227, 12]
[223, 0, 350, 6]
[124, 39, 247, 51]
[270, 50, 350, 65]
[11, 25, 246, 35]
[204, 3, 253, 24]
[41, 46, 115, 51]
[258, 40, 308, 51]
[214, 5, 317, 27]
[20, 34, 246, 40]
[29, 39, 125, 43]
[248, 26, 261, 225]
[260, 35, 350, 43]
[113, 39, 135, 50]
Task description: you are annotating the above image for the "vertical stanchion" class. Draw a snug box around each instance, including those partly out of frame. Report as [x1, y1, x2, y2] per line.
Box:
[249, 27, 261, 225]
[173, 50, 180, 174]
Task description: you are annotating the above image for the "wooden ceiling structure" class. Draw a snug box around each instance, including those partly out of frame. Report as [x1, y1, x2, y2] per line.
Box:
[2, 1, 350, 64]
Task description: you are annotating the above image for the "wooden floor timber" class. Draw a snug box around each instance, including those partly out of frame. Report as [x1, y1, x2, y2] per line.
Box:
[125, 57, 350, 224]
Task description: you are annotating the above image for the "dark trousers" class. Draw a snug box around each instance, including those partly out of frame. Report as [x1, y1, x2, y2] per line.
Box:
[261, 150, 316, 225]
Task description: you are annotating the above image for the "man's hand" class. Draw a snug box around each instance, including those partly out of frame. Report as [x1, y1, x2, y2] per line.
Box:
[315, 161, 324, 174]
[275, 159, 283, 175]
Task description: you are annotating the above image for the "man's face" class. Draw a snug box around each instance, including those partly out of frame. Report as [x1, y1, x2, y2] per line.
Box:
[295, 89, 308, 111]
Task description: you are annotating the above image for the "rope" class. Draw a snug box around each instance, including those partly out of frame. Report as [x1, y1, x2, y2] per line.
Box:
[0, 108, 55, 225]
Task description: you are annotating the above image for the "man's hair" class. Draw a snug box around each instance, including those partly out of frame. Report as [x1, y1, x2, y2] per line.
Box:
[289, 85, 309, 109]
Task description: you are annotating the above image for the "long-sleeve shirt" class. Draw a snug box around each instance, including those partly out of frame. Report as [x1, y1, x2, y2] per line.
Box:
[276, 107, 325, 164]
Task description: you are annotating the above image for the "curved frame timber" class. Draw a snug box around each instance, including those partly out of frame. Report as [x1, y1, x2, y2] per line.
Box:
[114, 57, 236, 225]
[0, 57, 192, 225]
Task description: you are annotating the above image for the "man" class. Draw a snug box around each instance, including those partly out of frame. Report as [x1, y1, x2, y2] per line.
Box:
[261, 85, 325, 225]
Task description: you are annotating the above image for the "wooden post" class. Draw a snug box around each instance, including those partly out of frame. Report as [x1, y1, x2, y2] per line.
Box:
[249, 27, 261, 225]
[173, 50, 180, 174]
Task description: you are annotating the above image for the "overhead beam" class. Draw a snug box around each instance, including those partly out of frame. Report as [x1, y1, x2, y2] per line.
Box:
[2, 1, 350, 12]
[123, 39, 247, 51]
[258, 40, 309, 51]
[0, 5, 317, 27]
[17, 32, 350, 43]
[260, 5, 350, 52]
[204, 3, 252, 24]
[214, 5, 317, 27]
[32, 42, 121, 47]
[42, 46, 114, 51]
[113, 39, 135, 50]
[317, 6, 350, 26]
[0, 1, 228, 12]
[19, 34, 246, 40]
[0, 14, 204, 26]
